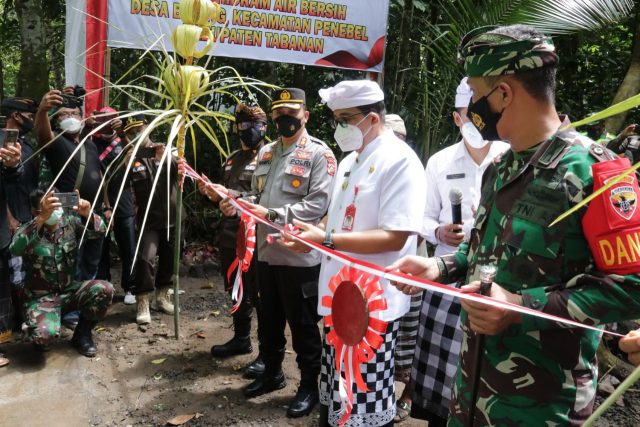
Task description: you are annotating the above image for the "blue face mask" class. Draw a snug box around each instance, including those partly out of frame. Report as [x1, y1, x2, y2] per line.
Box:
[45, 208, 63, 225]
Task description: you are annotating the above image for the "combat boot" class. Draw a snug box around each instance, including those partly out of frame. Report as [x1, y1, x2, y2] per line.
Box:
[71, 316, 98, 357]
[136, 292, 152, 325]
[154, 287, 175, 315]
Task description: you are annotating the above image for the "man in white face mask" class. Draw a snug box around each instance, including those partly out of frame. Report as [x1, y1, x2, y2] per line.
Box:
[280, 80, 426, 427]
[35, 87, 105, 282]
[408, 77, 508, 427]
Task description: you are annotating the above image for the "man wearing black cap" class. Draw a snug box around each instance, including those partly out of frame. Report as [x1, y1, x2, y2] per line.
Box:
[220, 88, 336, 418]
[200, 103, 267, 377]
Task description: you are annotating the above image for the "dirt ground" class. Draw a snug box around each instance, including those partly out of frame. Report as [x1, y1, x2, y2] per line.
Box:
[1, 268, 639, 426]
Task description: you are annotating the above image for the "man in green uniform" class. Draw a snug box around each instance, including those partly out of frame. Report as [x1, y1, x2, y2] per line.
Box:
[390, 25, 640, 426]
[11, 189, 114, 357]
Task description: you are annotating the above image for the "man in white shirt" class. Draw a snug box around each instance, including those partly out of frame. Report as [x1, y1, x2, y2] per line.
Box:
[410, 78, 508, 427]
[280, 80, 426, 427]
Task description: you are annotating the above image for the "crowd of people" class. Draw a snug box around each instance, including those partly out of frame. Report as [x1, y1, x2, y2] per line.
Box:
[2, 24, 640, 427]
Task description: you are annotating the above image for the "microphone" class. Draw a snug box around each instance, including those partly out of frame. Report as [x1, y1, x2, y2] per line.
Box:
[449, 188, 463, 225]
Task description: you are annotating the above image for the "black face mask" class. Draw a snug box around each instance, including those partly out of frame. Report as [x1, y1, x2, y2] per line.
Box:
[467, 86, 503, 141]
[239, 127, 265, 149]
[274, 114, 302, 138]
[17, 114, 34, 136]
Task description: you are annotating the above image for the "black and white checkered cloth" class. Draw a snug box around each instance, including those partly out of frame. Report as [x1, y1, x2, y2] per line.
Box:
[395, 293, 423, 378]
[411, 291, 462, 419]
[319, 320, 400, 427]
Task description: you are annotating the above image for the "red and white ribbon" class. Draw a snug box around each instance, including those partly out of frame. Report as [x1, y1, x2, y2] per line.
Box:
[181, 160, 623, 339]
[323, 266, 388, 425]
[227, 212, 256, 313]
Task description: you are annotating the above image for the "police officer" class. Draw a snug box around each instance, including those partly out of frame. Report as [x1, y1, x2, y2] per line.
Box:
[10, 189, 114, 357]
[391, 25, 640, 426]
[199, 103, 266, 377]
[220, 88, 336, 418]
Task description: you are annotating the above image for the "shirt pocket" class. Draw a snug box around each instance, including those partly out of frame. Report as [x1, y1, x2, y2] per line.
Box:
[282, 164, 311, 195]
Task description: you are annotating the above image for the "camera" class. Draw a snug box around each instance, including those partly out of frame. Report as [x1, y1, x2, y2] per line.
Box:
[54, 192, 79, 208]
[60, 94, 82, 109]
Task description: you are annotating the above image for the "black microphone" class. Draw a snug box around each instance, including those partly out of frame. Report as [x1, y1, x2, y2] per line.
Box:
[449, 188, 463, 225]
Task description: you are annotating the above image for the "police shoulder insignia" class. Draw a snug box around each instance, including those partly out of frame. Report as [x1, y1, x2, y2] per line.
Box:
[262, 151, 273, 161]
[324, 152, 336, 177]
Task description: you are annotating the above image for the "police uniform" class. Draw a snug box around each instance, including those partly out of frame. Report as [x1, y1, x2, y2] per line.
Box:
[216, 147, 260, 348]
[251, 88, 336, 395]
[441, 26, 640, 426]
[10, 213, 114, 346]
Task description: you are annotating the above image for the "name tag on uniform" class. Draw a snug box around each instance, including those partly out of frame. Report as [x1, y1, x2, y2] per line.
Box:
[446, 173, 465, 180]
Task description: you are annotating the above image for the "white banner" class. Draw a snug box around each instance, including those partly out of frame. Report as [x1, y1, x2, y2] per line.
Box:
[106, 0, 390, 72]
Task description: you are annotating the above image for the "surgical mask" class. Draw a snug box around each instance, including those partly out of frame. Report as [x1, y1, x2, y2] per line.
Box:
[333, 114, 371, 152]
[45, 207, 63, 225]
[274, 115, 302, 138]
[461, 121, 489, 149]
[59, 117, 84, 135]
[467, 86, 503, 141]
[239, 128, 265, 149]
[17, 114, 34, 136]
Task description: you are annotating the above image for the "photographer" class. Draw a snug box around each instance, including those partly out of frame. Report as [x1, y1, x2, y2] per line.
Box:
[0, 113, 23, 367]
[34, 87, 104, 281]
[9, 189, 113, 357]
[92, 107, 137, 306]
[122, 115, 179, 325]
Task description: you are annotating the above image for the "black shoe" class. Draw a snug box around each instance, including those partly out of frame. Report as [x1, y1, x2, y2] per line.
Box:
[287, 387, 319, 418]
[71, 317, 98, 357]
[243, 355, 265, 379]
[210, 336, 252, 358]
[244, 371, 287, 398]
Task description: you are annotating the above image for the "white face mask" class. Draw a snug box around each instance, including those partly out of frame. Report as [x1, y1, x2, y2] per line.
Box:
[461, 121, 489, 149]
[333, 114, 371, 152]
[59, 117, 84, 135]
[45, 207, 63, 225]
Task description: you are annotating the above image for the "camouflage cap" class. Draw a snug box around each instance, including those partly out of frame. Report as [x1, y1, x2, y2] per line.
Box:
[458, 25, 558, 77]
[235, 103, 267, 123]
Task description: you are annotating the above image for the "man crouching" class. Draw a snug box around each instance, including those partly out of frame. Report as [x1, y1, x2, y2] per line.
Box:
[10, 189, 114, 356]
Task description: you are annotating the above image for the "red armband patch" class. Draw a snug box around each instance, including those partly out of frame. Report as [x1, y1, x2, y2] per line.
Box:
[583, 157, 640, 275]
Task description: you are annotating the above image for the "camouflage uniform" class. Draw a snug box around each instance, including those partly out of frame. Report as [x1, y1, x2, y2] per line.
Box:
[438, 25, 640, 425]
[10, 214, 114, 346]
[441, 131, 640, 426]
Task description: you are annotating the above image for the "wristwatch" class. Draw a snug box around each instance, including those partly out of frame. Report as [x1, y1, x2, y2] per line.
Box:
[266, 209, 278, 222]
[322, 229, 335, 250]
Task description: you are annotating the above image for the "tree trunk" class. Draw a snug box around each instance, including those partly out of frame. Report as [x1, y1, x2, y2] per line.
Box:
[605, 14, 640, 134]
[15, 0, 49, 98]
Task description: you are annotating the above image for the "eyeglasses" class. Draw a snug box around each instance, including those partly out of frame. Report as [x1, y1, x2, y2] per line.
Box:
[330, 112, 366, 129]
[237, 122, 265, 131]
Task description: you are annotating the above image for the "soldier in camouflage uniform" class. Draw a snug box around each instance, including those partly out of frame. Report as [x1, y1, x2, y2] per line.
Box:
[390, 25, 640, 426]
[10, 189, 114, 357]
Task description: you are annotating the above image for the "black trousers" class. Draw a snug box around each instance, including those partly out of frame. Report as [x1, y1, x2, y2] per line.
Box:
[76, 235, 103, 281]
[256, 261, 321, 389]
[0, 247, 11, 339]
[97, 215, 137, 292]
[219, 246, 260, 340]
[133, 228, 174, 295]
